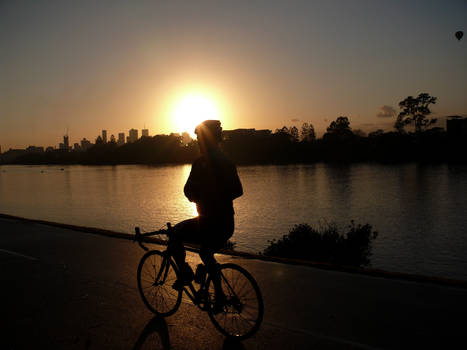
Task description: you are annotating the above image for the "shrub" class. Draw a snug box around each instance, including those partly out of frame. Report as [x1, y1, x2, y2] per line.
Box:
[262, 221, 378, 267]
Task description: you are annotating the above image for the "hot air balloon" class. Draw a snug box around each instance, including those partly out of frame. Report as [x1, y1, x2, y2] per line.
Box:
[455, 31, 463, 41]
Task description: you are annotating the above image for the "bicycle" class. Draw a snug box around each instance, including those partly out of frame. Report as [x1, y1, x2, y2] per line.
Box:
[134, 223, 264, 340]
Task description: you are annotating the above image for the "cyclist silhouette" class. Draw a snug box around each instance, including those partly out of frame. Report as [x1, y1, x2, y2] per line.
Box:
[169, 120, 243, 310]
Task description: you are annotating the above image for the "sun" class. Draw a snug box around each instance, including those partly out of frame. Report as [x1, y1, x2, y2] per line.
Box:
[173, 94, 219, 137]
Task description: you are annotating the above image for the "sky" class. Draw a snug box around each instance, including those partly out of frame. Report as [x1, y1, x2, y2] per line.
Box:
[1, 0, 466, 150]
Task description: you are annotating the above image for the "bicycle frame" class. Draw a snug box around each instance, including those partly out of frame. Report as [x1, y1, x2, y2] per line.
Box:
[135, 225, 243, 312]
[135, 224, 264, 339]
[154, 251, 172, 286]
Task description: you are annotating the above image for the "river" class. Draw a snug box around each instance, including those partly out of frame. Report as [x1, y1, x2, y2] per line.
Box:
[1, 163, 466, 280]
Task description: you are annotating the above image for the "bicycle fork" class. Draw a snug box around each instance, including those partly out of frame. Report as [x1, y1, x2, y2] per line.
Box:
[154, 255, 171, 286]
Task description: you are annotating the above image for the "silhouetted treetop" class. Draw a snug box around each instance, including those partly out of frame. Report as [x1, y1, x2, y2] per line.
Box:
[326, 116, 352, 134]
[323, 116, 354, 142]
[275, 125, 299, 142]
[3, 113, 466, 165]
[300, 122, 316, 142]
[395, 93, 437, 134]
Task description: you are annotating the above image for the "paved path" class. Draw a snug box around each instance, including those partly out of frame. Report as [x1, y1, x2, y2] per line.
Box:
[1, 217, 466, 349]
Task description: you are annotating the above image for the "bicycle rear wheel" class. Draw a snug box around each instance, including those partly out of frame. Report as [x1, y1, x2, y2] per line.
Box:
[206, 263, 264, 340]
[137, 250, 182, 317]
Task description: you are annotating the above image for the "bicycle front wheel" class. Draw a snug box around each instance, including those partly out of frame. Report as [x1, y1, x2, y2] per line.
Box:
[137, 250, 182, 317]
[206, 263, 264, 340]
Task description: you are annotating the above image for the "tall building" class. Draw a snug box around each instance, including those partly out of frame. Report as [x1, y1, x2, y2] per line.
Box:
[118, 133, 125, 145]
[60, 135, 70, 151]
[81, 138, 92, 150]
[128, 128, 138, 143]
[142, 128, 149, 137]
[110, 134, 116, 143]
[102, 130, 107, 143]
[447, 116, 467, 139]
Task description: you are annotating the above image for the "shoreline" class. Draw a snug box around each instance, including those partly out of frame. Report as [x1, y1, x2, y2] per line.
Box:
[2, 158, 467, 166]
[2, 212, 466, 289]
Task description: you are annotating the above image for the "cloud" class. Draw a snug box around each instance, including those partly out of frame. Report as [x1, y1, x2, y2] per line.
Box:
[291, 118, 300, 122]
[377, 105, 396, 118]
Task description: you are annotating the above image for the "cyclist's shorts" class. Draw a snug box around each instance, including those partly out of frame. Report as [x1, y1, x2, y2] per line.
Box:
[173, 215, 234, 251]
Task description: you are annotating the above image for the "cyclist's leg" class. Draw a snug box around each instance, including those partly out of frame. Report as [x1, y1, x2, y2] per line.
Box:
[169, 217, 201, 287]
[199, 216, 234, 306]
[200, 247, 223, 298]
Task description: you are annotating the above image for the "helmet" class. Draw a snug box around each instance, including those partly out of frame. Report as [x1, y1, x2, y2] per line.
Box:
[194, 120, 222, 143]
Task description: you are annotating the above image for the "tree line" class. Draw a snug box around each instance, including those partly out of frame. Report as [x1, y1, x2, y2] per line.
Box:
[3, 93, 466, 165]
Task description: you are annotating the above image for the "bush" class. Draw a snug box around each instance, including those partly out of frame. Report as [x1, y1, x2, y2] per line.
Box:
[262, 221, 378, 267]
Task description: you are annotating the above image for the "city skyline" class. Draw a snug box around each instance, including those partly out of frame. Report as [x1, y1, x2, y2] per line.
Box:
[3, 113, 465, 153]
[1, 1, 466, 150]
[0, 125, 202, 152]
[5, 127, 156, 152]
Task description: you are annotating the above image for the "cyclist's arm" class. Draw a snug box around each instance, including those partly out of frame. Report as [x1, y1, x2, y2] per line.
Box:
[220, 159, 243, 200]
[184, 161, 201, 202]
[229, 164, 243, 200]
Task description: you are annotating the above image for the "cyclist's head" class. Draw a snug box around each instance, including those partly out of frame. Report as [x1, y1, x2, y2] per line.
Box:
[195, 120, 222, 152]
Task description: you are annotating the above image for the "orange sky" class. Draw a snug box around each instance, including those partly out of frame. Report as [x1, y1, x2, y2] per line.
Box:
[1, 1, 466, 150]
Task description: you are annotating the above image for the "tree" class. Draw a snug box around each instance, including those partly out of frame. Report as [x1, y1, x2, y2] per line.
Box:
[353, 129, 367, 138]
[368, 129, 384, 138]
[300, 122, 316, 142]
[289, 126, 299, 142]
[395, 93, 437, 133]
[275, 126, 299, 142]
[327, 116, 351, 134]
[275, 126, 289, 135]
[324, 116, 354, 140]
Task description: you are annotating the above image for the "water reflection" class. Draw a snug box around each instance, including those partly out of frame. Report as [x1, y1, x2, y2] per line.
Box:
[0, 164, 466, 279]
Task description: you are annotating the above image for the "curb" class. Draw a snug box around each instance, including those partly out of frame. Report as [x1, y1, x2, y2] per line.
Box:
[1, 212, 466, 289]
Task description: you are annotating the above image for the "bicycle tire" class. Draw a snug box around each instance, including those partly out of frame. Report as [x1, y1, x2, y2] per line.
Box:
[206, 263, 264, 340]
[137, 250, 182, 317]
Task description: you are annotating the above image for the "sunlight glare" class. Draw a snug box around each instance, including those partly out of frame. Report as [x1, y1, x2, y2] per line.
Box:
[173, 94, 219, 137]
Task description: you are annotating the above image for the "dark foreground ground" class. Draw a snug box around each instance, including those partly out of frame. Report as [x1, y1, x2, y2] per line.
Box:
[1, 217, 466, 349]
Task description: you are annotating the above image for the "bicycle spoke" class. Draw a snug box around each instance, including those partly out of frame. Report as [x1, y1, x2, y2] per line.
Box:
[151, 287, 158, 306]
[161, 285, 175, 301]
[138, 251, 182, 316]
[142, 265, 154, 280]
[141, 278, 155, 285]
[142, 283, 156, 291]
[207, 264, 263, 339]
[234, 279, 249, 297]
[233, 315, 240, 334]
[239, 309, 256, 321]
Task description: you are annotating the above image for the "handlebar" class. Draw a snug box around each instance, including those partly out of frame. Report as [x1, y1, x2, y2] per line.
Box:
[134, 223, 173, 251]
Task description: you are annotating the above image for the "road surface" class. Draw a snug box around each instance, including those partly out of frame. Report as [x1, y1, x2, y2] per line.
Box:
[1, 217, 466, 349]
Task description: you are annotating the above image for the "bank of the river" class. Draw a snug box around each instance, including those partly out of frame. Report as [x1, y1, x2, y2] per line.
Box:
[2, 213, 466, 288]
